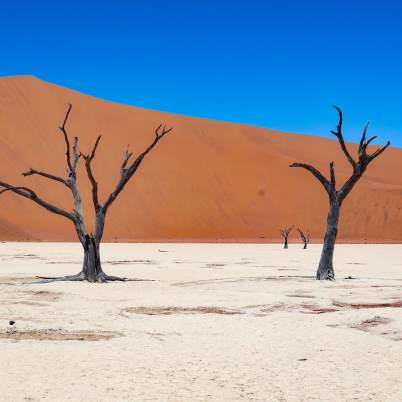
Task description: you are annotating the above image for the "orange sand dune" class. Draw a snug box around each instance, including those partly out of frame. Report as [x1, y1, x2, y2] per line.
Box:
[0, 75, 400, 242]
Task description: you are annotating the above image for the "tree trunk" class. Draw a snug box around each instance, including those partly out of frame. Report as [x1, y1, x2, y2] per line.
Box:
[284, 238, 288, 249]
[303, 242, 307, 249]
[37, 235, 127, 282]
[316, 198, 340, 280]
[80, 235, 105, 282]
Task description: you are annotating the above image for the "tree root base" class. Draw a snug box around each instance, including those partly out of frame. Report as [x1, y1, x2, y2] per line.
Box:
[316, 274, 335, 281]
[36, 272, 149, 283]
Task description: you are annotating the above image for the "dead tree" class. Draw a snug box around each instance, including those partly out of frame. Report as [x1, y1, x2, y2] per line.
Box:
[290, 106, 389, 280]
[280, 226, 293, 249]
[297, 228, 310, 249]
[0, 104, 172, 282]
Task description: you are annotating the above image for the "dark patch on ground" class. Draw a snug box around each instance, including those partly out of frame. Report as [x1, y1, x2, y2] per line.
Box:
[203, 263, 225, 269]
[23, 290, 62, 302]
[0, 328, 122, 341]
[123, 306, 243, 315]
[351, 316, 392, 331]
[301, 304, 339, 314]
[333, 300, 402, 309]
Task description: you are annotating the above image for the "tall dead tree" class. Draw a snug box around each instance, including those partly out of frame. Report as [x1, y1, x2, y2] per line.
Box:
[290, 106, 389, 280]
[297, 228, 310, 249]
[0, 104, 172, 282]
[280, 226, 293, 249]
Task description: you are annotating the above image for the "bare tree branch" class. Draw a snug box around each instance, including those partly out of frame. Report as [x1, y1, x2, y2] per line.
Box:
[297, 228, 306, 240]
[22, 168, 68, 186]
[331, 105, 356, 169]
[102, 124, 172, 213]
[297, 228, 310, 248]
[58, 104, 74, 174]
[0, 186, 34, 196]
[82, 136, 102, 211]
[279, 226, 293, 237]
[71, 137, 81, 171]
[120, 145, 133, 173]
[289, 163, 331, 195]
[329, 161, 336, 188]
[358, 122, 370, 157]
[89, 135, 101, 161]
[367, 141, 391, 162]
[365, 136, 377, 148]
[0, 181, 75, 222]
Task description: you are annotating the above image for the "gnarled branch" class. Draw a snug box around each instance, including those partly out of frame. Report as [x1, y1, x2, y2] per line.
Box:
[102, 124, 172, 214]
[329, 161, 336, 188]
[331, 105, 356, 169]
[297, 228, 310, 246]
[82, 135, 102, 211]
[289, 163, 331, 196]
[291, 106, 390, 204]
[72, 137, 81, 171]
[357, 122, 390, 164]
[0, 181, 75, 222]
[59, 104, 74, 174]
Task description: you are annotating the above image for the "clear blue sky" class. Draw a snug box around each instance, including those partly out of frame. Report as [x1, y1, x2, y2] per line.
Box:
[1, 0, 401, 146]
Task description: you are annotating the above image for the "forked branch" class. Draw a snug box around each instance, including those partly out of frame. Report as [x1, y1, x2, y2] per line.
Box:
[297, 228, 310, 248]
[121, 145, 133, 172]
[358, 122, 390, 163]
[0, 104, 173, 283]
[290, 106, 390, 203]
[279, 226, 294, 238]
[280, 225, 294, 249]
[20, 106, 80, 189]
[331, 105, 356, 168]
[102, 124, 172, 213]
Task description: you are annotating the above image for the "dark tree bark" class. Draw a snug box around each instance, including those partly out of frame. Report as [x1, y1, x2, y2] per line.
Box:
[297, 228, 310, 249]
[280, 226, 293, 249]
[0, 104, 172, 282]
[290, 106, 390, 280]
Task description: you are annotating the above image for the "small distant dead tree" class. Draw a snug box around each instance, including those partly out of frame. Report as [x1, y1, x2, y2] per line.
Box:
[0, 104, 172, 282]
[290, 106, 389, 280]
[280, 226, 293, 249]
[297, 228, 310, 249]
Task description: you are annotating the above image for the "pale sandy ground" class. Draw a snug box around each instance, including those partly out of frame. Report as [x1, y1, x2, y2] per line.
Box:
[0, 243, 401, 402]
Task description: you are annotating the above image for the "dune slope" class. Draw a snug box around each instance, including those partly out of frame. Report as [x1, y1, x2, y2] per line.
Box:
[0, 75, 400, 242]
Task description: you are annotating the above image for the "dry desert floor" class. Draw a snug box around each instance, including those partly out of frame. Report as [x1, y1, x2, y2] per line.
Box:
[0, 243, 401, 402]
